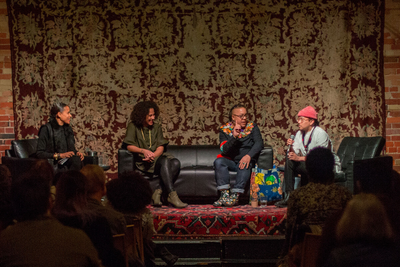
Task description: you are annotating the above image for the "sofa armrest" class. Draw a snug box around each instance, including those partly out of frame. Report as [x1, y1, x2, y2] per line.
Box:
[257, 146, 273, 170]
[118, 149, 135, 175]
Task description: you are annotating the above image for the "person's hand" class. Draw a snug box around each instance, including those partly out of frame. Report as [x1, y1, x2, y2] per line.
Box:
[288, 152, 300, 161]
[287, 138, 294, 146]
[232, 120, 241, 138]
[76, 151, 84, 161]
[142, 149, 155, 162]
[239, 155, 251, 169]
[60, 151, 75, 159]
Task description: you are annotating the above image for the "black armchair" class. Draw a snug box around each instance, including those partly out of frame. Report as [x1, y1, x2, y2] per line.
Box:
[2, 139, 40, 182]
[335, 136, 386, 193]
[2, 139, 98, 183]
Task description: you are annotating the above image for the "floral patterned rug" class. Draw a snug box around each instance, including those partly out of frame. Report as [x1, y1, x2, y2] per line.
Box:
[150, 204, 287, 240]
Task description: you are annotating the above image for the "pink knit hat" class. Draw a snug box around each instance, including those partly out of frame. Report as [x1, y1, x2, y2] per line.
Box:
[297, 106, 318, 120]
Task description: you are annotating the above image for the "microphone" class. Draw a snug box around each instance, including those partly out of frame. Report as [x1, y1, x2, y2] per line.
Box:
[287, 134, 295, 154]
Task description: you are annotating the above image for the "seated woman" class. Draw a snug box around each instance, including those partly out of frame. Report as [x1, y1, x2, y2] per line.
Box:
[52, 170, 125, 267]
[36, 102, 84, 174]
[106, 171, 178, 267]
[122, 101, 187, 208]
[213, 104, 263, 207]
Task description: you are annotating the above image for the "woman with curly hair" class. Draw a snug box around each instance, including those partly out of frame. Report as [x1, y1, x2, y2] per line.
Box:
[122, 101, 187, 208]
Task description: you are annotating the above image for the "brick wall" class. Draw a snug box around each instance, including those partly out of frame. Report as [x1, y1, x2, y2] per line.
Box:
[384, 0, 400, 172]
[0, 0, 14, 163]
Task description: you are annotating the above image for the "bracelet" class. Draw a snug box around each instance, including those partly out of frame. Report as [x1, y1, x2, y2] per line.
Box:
[141, 149, 144, 154]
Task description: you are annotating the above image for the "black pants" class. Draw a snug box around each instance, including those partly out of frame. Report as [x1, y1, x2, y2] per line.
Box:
[153, 156, 180, 193]
[282, 156, 308, 194]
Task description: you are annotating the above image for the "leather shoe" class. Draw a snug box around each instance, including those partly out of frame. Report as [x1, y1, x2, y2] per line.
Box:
[158, 246, 179, 266]
[168, 191, 188, 208]
[275, 191, 290, 207]
[152, 189, 163, 207]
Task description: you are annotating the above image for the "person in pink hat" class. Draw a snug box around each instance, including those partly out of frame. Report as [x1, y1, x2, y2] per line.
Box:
[275, 106, 341, 207]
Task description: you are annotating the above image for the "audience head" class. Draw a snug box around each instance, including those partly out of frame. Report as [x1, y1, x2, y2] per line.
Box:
[80, 164, 106, 198]
[11, 175, 51, 221]
[130, 101, 160, 127]
[106, 171, 152, 214]
[53, 170, 88, 217]
[0, 164, 13, 230]
[0, 164, 11, 190]
[354, 156, 393, 195]
[28, 159, 54, 185]
[336, 193, 393, 244]
[306, 147, 334, 184]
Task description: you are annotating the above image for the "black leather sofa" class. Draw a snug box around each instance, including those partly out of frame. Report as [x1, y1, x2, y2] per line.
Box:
[2, 139, 98, 183]
[118, 145, 274, 204]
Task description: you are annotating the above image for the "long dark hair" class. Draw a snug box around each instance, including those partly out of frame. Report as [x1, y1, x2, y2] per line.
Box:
[130, 101, 160, 127]
[52, 170, 91, 222]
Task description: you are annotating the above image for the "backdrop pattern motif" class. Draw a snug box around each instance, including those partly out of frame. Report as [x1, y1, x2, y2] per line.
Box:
[7, 0, 384, 177]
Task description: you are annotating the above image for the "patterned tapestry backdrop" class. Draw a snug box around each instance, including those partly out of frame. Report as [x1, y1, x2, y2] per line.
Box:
[7, 0, 385, 178]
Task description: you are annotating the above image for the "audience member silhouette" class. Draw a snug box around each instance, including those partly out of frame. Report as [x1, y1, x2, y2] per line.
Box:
[0, 164, 13, 231]
[81, 164, 126, 235]
[317, 157, 400, 267]
[107, 171, 178, 266]
[52, 170, 125, 267]
[0, 174, 102, 267]
[279, 147, 352, 267]
[322, 193, 400, 267]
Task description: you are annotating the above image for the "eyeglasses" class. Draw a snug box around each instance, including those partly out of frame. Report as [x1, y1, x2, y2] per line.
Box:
[233, 114, 248, 120]
[297, 117, 310, 122]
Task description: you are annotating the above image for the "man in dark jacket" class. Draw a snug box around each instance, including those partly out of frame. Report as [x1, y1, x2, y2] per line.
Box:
[213, 104, 263, 207]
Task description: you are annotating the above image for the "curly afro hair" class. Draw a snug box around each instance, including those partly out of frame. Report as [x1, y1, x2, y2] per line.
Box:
[106, 171, 152, 214]
[130, 101, 160, 127]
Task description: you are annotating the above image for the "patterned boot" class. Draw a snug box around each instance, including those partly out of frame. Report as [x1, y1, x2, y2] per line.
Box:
[213, 189, 230, 207]
[224, 192, 240, 207]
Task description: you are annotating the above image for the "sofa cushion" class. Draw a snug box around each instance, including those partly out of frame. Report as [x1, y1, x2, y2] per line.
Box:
[166, 145, 220, 168]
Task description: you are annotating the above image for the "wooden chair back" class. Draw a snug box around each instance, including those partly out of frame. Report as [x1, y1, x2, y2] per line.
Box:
[300, 233, 322, 267]
[125, 218, 145, 262]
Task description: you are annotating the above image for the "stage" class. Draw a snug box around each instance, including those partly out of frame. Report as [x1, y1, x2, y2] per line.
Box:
[150, 204, 287, 240]
[150, 204, 287, 266]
